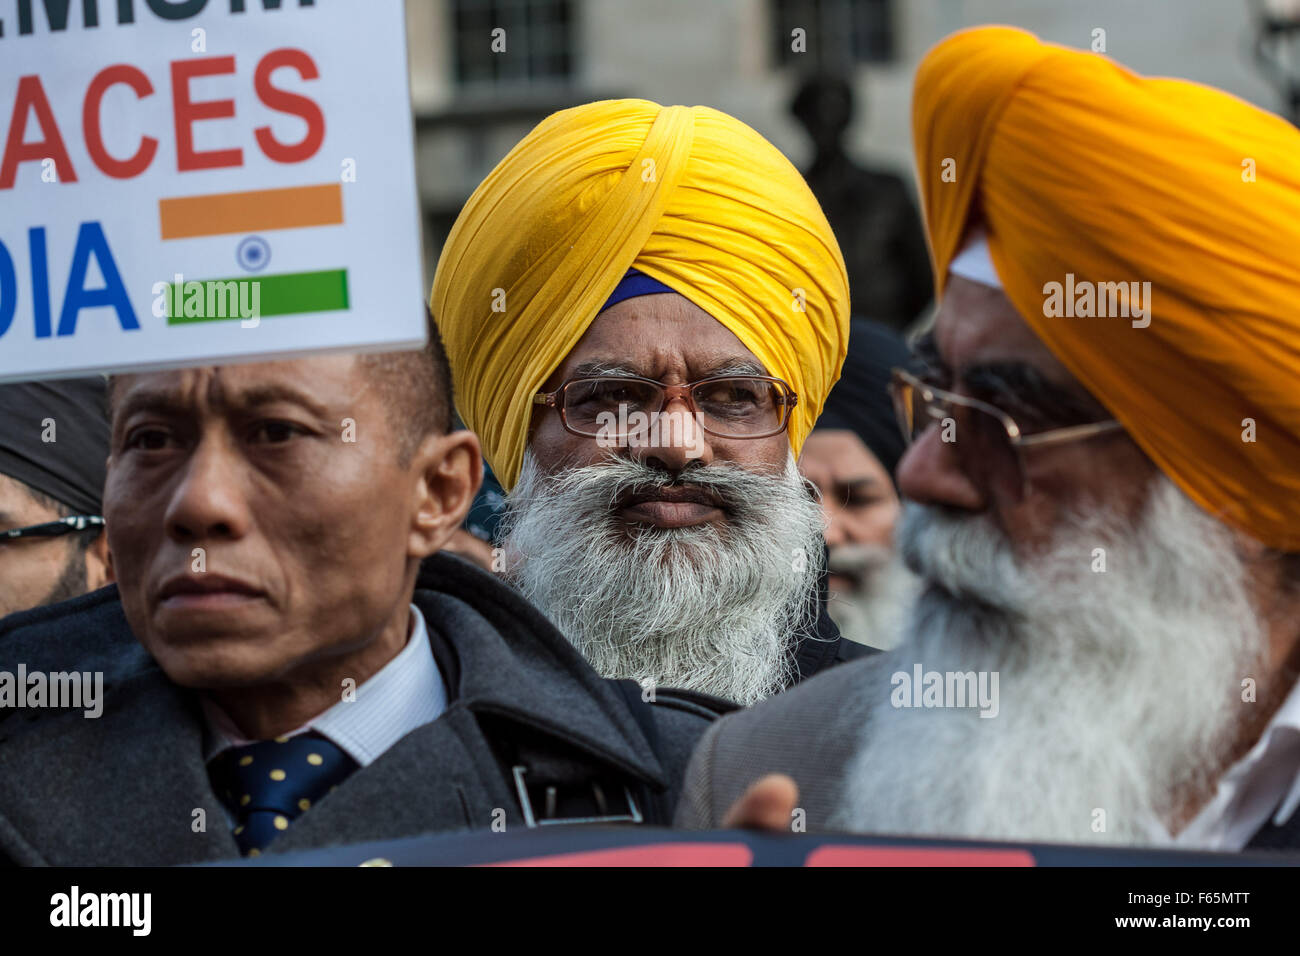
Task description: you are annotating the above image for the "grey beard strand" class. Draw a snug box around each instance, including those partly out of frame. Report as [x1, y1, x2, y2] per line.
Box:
[499, 451, 826, 704]
[834, 476, 1266, 846]
[826, 548, 919, 651]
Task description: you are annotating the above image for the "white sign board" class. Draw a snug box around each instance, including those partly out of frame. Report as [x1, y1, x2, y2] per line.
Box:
[0, 0, 426, 382]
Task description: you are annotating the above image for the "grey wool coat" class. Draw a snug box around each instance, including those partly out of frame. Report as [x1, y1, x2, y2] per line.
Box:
[673, 656, 1300, 852]
[674, 656, 870, 833]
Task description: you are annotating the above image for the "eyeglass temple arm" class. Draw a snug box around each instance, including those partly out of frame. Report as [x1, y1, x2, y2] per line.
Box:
[1, 515, 105, 540]
[1015, 419, 1125, 448]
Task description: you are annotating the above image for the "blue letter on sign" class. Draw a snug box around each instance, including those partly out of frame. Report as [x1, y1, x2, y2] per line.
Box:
[57, 222, 139, 337]
[30, 227, 52, 339]
[0, 240, 15, 339]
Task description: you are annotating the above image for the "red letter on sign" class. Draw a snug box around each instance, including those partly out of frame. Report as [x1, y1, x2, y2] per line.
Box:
[172, 56, 243, 171]
[84, 66, 159, 179]
[0, 76, 78, 189]
[254, 49, 325, 164]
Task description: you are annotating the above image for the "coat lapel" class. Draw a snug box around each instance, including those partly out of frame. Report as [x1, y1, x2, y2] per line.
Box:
[268, 707, 510, 852]
[413, 557, 667, 789]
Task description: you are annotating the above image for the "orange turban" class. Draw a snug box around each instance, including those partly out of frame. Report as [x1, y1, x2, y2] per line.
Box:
[913, 26, 1300, 549]
[430, 99, 849, 491]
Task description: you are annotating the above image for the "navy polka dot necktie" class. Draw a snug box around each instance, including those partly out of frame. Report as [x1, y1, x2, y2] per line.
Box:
[208, 732, 358, 856]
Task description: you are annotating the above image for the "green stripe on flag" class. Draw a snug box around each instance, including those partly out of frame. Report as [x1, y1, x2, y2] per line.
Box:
[166, 269, 349, 324]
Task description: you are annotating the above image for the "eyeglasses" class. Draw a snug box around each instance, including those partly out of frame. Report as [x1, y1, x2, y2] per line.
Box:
[889, 367, 1124, 502]
[534, 374, 798, 442]
[0, 514, 105, 544]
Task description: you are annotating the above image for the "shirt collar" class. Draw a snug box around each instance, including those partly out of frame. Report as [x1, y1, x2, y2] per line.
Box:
[202, 605, 446, 767]
[1227, 674, 1300, 826]
[1164, 673, 1300, 848]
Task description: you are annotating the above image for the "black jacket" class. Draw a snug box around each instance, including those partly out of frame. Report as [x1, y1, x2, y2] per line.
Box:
[792, 555, 873, 681]
[0, 553, 721, 865]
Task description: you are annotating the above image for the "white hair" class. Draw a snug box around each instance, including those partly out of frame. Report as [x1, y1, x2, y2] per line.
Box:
[824, 542, 919, 651]
[834, 475, 1264, 846]
[498, 450, 827, 704]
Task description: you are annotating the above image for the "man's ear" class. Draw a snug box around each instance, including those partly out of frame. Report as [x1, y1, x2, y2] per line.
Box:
[408, 430, 484, 559]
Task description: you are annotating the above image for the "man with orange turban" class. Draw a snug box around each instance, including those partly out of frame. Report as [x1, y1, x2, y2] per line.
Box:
[432, 99, 868, 705]
[676, 26, 1300, 852]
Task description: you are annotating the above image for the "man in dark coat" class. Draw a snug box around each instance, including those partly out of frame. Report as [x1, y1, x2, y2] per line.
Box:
[0, 319, 718, 865]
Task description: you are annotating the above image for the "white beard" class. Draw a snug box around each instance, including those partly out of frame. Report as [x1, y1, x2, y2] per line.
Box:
[825, 543, 919, 651]
[499, 451, 826, 705]
[834, 475, 1265, 846]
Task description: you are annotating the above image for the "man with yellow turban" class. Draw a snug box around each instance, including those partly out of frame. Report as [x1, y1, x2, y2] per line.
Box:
[432, 99, 868, 705]
[675, 26, 1300, 852]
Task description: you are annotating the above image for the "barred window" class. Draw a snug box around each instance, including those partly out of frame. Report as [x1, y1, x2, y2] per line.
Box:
[451, 0, 576, 88]
[771, 0, 895, 68]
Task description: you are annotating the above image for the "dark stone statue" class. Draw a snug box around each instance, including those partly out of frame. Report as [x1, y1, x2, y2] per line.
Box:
[791, 74, 933, 331]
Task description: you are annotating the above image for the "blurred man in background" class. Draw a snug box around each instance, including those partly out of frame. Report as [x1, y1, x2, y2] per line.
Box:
[432, 99, 867, 706]
[679, 27, 1300, 851]
[800, 319, 917, 650]
[791, 74, 932, 332]
[0, 379, 111, 618]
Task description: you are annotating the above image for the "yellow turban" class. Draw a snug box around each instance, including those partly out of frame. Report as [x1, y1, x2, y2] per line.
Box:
[430, 99, 849, 491]
[913, 26, 1300, 550]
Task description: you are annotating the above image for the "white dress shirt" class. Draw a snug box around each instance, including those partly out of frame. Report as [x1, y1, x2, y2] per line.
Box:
[1146, 676, 1300, 851]
[202, 604, 447, 767]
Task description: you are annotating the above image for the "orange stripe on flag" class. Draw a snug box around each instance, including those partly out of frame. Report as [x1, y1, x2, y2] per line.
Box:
[159, 184, 344, 239]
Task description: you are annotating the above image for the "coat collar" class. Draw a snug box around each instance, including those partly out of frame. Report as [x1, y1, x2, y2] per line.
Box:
[414, 552, 666, 788]
[791, 543, 855, 679]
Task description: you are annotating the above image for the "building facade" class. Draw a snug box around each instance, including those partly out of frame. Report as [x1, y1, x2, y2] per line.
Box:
[406, 0, 1287, 281]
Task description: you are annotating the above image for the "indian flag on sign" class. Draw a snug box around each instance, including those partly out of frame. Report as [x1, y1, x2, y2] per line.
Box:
[157, 183, 349, 324]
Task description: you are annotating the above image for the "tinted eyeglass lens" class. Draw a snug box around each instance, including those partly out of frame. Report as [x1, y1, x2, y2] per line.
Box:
[562, 378, 662, 437]
[953, 405, 1026, 503]
[890, 377, 916, 442]
[896, 377, 944, 443]
[893, 375, 1026, 503]
[692, 377, 783, 437]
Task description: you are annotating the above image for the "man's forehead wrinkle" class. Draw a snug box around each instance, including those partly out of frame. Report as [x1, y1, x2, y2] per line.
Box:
[935, 285, 1083, 392]
[204, 362, 344, 417]
[116, 367, 336, 424]
[203, 367, 230, 411]
[573, 352, 767, 379]
[233, 382, 333, 417]
[116, 369, 216, 420]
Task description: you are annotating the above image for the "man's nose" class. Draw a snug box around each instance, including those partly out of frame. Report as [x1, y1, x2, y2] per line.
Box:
[630, 397, 714, 472]
[895, 424, 985, 511]
[164, 437, 252, 542]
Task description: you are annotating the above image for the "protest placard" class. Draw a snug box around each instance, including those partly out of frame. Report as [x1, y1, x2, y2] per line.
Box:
[0, 0, 425, 381]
